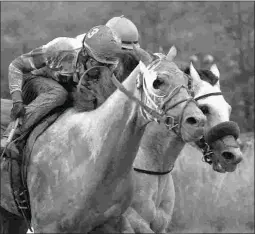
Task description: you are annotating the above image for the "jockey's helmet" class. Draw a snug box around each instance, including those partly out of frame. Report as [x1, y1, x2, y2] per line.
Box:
[83, 25, 122, 65]
[106, 16, 140, 50]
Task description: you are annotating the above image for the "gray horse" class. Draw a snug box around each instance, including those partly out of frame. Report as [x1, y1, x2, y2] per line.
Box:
[124, 62, 243, 233]
[0, 46, 206, 233]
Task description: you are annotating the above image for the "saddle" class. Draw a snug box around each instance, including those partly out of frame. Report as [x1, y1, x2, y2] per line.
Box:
[2, 105, 67, 228]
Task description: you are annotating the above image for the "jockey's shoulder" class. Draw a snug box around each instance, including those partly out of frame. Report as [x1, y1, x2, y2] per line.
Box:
[43, 37, 82, 53]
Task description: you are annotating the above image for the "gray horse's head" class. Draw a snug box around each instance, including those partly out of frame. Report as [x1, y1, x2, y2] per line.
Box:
[186, 63, 243, 173]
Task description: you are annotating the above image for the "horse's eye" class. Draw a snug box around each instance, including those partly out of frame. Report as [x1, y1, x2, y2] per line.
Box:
[200, 105, 210, 115]
[153, 77, 164, 89]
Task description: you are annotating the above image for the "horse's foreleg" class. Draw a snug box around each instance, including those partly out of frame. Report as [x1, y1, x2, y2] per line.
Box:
[89, 223, 119, 234]
[89, 215, 132, 234]
[124, 207, 154, 233]
[150, 175, 175, 233]
[0, 207, 28, 234]
[119, 214, 135, 233]
[150, 207, 170, 233]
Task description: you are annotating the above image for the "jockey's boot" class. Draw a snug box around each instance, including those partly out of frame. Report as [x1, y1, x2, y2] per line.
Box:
[1, 120, 21, 156]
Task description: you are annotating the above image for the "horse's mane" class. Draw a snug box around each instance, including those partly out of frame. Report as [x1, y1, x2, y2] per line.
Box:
[72, 51, 139, 112]
[183, 67, 219, 86]
[114, 50, 140, 83]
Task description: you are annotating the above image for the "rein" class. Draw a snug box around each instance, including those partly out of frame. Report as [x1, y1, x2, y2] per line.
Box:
[109, 72, 166, 123]
[77, 65, 168, 122]
[110, 65, 193, 130]
[77, 63, 194, 127]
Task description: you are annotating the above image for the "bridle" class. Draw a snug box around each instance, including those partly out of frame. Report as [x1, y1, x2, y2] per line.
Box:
[193, 91, 223, 165]
[136, 58, 198, 135]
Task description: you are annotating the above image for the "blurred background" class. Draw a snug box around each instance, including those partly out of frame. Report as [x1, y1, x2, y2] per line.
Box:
[1, 2, 254, 233]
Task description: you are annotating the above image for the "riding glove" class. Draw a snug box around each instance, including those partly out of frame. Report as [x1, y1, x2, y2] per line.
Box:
[11, 102, 26, 120]
[10, 90, 26, 120]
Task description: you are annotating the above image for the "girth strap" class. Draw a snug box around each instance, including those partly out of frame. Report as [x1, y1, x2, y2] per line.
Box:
[133, 165, 174, 175]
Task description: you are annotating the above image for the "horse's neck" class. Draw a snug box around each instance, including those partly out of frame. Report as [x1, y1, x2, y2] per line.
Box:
[134, 122, 185, 172]
[76, 66, 146, 174]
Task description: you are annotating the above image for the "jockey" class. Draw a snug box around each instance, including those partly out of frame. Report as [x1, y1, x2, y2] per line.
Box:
[105, 15, 140, 50]
[1, 25, 122, 154]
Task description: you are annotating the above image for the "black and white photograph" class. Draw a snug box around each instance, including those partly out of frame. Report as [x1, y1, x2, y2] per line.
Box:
[0, 1, 254, 233]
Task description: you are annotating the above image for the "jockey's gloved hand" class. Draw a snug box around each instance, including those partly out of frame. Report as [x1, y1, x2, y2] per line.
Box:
[11, 102, 26, 120]
[10, 90, 26, 120]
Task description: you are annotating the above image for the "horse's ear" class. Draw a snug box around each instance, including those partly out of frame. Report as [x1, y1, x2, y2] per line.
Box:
[133, 44, 153, 66]
[189, 62, 201, 83]
[139, 60, 152, 79]
[166, 45, 177, 62]
[210, 64, 220, 79]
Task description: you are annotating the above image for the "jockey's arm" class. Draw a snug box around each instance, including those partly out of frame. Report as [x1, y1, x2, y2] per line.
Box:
[8, 47, 47, 103]
[8, 37, 81, 103]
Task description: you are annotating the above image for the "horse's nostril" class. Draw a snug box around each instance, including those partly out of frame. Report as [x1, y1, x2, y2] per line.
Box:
[222, 152, 235, 161]
[186, 117, 197, 125]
